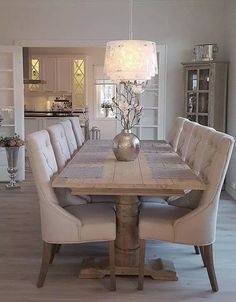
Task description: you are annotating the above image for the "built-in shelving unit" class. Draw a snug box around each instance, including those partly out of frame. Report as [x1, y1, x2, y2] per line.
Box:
[0, 46, 25, 181]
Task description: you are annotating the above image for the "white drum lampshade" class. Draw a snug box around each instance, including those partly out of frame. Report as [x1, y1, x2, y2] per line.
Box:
[104, 40, 158, 83]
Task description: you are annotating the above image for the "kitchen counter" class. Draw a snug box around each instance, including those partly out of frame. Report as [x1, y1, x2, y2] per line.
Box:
[24, 110, 89, 140]
[24, 110, 84, 117]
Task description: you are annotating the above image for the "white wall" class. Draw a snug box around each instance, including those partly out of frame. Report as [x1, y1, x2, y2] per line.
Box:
[3, 0, 236, 196]
[225, 0, 236, 199]
[0, 0, 227, 139]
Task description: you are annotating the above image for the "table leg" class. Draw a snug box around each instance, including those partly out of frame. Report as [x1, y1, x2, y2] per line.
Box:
[115, 195, 140, 267]
[78, 194, 177, 280]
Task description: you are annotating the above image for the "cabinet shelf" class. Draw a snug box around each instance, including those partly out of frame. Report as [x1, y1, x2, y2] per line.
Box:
[0, 69, 13, 72]
[0, 88, 14, 91]
[186, 90, 209, 93]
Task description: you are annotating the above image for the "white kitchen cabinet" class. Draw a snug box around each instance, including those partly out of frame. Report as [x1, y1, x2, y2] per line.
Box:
[25, 117, 42, 138]
[42, 117, 67, 129]
[57, 57, 72, 92]
[42, 57, 57, 92]
[42, 56, 72, 93]
[25, 116, 87, 139]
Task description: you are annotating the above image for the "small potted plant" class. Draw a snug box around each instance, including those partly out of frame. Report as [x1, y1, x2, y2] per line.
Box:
[101, 101, 112, 117]
[0, 134, 24, 188]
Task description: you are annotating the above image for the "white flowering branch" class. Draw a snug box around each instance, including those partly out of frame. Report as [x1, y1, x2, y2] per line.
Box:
[111, 81, 145, 131]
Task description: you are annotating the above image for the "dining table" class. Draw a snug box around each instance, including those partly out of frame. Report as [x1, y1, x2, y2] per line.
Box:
[52, 139, 207, 280]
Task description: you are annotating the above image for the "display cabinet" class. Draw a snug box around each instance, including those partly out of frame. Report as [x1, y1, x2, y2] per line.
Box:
[0, 46, 25, 181]
[182, 61, 228, 131]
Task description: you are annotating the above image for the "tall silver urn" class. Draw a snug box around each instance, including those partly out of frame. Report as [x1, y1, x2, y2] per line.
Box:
[5, 146, 20, 189]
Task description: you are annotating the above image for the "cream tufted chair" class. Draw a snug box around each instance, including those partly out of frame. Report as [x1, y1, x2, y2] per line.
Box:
[139, 117, 188, 204]
[69, 116, 85, 148]
[27, 130, 116, 290]
[169, 117, 188, 151]
[47, 123, 114, 205]
[60, 120, 78, 156]
[177, 120, 197, 161]
[47, 123, 90, 205]
[138, 131, 234, 292]
[47, 123, 71, 171]
[168, 124, 216, 209]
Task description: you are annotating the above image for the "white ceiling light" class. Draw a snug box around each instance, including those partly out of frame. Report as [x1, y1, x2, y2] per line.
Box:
[104, 0, 158, 83]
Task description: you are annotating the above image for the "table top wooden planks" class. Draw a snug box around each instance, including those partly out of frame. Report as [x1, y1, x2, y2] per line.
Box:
[52, 140, 207, 196]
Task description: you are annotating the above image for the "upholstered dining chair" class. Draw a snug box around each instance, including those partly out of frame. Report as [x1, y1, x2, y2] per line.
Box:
[47, 124, 114, 205]
[60, 119, 78, 156]
[168, 124, 216, 210]
[47, 123, 71, 171]
[177, 120, 197, 161]
[27, 130, 116, 290]
[169, 117, 188, 152]
[140, 117, 191, 204]
[138, 131, 234, 292]
[69, 116, 85, 148]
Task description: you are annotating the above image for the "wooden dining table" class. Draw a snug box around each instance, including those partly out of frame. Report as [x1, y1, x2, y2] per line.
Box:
[52, 139, 207, 280]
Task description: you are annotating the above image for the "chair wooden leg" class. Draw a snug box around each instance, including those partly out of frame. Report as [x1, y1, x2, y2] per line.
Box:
[49, 244, 57, 264]
[194, 245, 200, 254]
[37, 241, 53, 288]
[199, 246, 206, 267]
[55, 244, 61, 253]
[203, 244, 219, 292]
[109, 241, 116, 291]
[138, 239, 145, 290]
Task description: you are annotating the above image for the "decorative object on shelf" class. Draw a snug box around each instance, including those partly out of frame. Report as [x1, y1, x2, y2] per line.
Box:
[193, 44, 218, 61]
[101, 101, 112, 117]
[104, 0, 158, 161]
[0, 106, 14, 124]
[111, 83, 143, 161]
[0, 134, 24, 189]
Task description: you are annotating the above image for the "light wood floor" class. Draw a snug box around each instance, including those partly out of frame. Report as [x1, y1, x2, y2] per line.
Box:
[1, 166, 236, 302]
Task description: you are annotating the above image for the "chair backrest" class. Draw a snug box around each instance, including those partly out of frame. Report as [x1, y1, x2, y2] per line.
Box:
[47, 123, 71, 171]
[26, 130, 81, 243]
[177, 120, 197, 160]
[174, 130, 234, 245]
[60, 120, 78, 156]
[169, 117, 187, 151]
[69, 116, 85, 147]
[185, 124, 216, 174]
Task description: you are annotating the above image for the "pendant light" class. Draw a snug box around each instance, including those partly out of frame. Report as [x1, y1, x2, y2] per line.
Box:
[104, 0, 158, 83]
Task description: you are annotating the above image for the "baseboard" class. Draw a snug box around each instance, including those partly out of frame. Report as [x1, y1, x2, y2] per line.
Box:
[225, 183, 236, 200]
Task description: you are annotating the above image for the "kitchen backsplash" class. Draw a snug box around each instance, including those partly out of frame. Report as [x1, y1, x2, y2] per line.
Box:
[24, 94, 72, 111]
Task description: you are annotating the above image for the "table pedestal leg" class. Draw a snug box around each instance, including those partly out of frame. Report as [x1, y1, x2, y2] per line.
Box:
[78, 195, 177, 280]
[115, 195, 139, 267]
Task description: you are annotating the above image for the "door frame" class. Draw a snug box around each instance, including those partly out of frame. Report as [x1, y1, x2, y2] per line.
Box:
[15, 39, 167, 139]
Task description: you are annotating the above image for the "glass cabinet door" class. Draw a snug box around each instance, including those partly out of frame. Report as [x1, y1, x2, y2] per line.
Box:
[185, 65, 210, 127]
[187, 70, 198, 90]
[199, 69, 209, 90]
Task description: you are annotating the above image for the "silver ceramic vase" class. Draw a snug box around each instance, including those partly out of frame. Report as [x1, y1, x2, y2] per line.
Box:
[5, 146, 20, 189]
[112, 129, 140, 161]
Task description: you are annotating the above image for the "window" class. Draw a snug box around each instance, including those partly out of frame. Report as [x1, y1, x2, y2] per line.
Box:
[94, 66, 116, 119]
